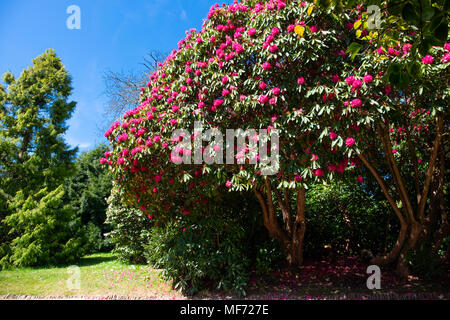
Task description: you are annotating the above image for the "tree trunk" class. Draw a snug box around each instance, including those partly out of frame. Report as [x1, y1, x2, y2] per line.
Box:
[254, 179, 306, 267]
[290, 188, 306, 266]
[362, 116, 444, 279]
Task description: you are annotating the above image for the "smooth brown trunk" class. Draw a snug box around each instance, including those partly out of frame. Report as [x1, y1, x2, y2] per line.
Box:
[255, 181, 306, 267]
[290, 188, 306, 266]
[371, 221, 408, 265]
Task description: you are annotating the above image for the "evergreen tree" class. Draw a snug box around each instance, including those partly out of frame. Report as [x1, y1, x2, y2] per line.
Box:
[66, 144, 113, 252]
[0, 49, 86, 268]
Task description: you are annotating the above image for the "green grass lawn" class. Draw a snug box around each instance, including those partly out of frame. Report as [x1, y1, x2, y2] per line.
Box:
[0, 253, 182, 299]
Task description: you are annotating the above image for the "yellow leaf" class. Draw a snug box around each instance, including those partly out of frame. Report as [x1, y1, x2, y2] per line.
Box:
[356, 30, 362, 38]
[353, 20, 362, 30]
[294, 25, 305, 37]
[307, 6, 314, 16]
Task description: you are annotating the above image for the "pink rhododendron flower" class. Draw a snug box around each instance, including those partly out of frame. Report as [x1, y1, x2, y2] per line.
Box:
[248, 28, 256, 36]
[117, 158, 125, 164]
[422, 55, 434, 64]
[402, 43, 412, 53]
[226, 180, 232, 188]
[351, 99, 362, 108]
[262, 62, 272, 70]
[345, 137, 355, 147]
[269, 45, 278, 53]
[442, 53, 450, 63]
[363, 74, 373, 83]
[329, 132, 337, 140]
[297, 77, 305, 85]
[271, 27, 280, 36]
[214, 99, 224, 108]
[345, 76, 355, 85]
[314, 168, 324, 177]
[310, 26, 318, 33]
[352, 79, 362, 89]
[259, 82, 267, 90]
[100, 158, 107, 164]
[357, 176, 364, 183]
[260, 95, 269, 103]
[273, 87, 281, 95]
[154, 175, 162, 183]
[331, 75, 340, 83]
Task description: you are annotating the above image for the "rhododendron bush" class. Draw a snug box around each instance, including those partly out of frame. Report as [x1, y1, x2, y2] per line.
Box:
[103, 0, 448, 275]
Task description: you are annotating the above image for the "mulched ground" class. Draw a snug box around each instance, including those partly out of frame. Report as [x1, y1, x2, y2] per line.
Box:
[198, 256, 450, 300]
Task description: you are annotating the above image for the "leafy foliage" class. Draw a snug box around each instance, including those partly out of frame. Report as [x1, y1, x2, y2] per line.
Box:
[66, 144, 113, 252]
[0, 49, 86, 268]
[1, 186, 87, 268]
[304, 181, 395, 258]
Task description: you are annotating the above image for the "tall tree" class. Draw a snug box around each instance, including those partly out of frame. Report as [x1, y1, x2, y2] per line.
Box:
[66, 144, 113, 252]
[102, 50, 166, 126]
[0, 49, 86, 268]
[0, 48, 78, 196]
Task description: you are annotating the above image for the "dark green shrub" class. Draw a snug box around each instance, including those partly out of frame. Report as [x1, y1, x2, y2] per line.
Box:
[105, 185, 153, 264]
[304, 181, 395, 259]
[145, 216, 250, 296]
[407, 241, 448, 280]
[254, 238, 284, 276]
[66, 145, 113, 253]
[1, 186, 88, 268]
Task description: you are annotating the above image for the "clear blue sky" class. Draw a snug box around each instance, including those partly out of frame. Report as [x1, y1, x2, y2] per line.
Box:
[0, 0, 220, 153]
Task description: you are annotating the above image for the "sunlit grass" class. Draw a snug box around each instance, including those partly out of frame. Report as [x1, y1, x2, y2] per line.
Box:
[0, 252, 183, 299]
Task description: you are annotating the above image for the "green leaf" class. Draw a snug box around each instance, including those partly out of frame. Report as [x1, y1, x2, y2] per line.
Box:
[434, 22, 449, 41]
[420, 0, 435, 21]
[418, 38, 432, 55]
[389, 72, 400, 85]
[387, 0, 405, 16]
[406, 61, 422, 78]
[429, 14, 444, 31]
[346, 42, 362, 60]
[397, 71, 411, 89]
[402, 3, 419, 25]
[388, 62, 402, 75]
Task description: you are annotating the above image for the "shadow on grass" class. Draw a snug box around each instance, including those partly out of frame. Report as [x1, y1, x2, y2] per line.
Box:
[76, 254, 117, 267]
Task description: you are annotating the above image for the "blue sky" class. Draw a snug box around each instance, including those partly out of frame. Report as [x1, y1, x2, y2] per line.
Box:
[0, 0, 220, 153]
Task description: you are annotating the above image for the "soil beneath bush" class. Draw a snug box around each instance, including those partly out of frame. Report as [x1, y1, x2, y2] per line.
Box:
[196, 256, 450, 300]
